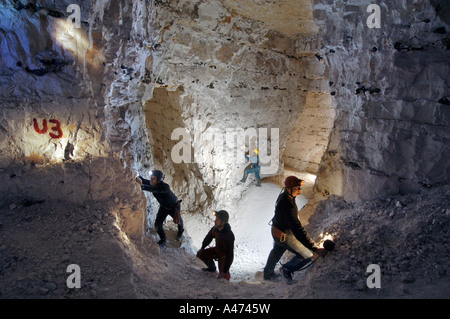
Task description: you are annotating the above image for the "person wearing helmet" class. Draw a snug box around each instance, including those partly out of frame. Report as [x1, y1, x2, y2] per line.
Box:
[136, 170, 184, 247]
[197, 210, 235, 280]
[240, 148, 261, 187]
[263, 176, 327, 282]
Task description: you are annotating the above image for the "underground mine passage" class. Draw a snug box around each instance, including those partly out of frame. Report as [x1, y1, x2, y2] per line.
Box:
[140, 85, 336, 281]
[0, 0, 449, 299]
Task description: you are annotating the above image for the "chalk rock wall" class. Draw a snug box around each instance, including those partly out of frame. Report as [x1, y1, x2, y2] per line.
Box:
[135, 0, 330, 214]
[0, 0, 104, 203]
[0, 0, 146, 239]
[283, 91, 335, 174]
[1, 0, 448, 234]
[312, 0, 450, 202]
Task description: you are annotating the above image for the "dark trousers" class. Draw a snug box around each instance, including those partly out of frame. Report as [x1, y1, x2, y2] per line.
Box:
[197, 247, 231, 280]
[154, 202, 183, 241]
[264, 234, 312, 277]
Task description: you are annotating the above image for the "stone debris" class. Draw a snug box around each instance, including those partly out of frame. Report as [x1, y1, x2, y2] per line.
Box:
[0, 184, 448, 298]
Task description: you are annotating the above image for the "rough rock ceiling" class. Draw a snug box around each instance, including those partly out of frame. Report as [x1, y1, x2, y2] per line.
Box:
[222, 0, 319, 37]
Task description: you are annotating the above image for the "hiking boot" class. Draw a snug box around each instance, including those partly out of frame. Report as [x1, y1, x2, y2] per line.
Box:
[202, 266, 217, 272]
[157, 239, 167, 247]
[280, 267, 293, 284]
[202, 259, 216, 272]
[263, 272, 280, 281]
[176, 228, 184, 241]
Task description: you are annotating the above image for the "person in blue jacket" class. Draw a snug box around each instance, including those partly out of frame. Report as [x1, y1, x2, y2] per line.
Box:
[137, 170, 184, 247]
[241, 148, 261, 187]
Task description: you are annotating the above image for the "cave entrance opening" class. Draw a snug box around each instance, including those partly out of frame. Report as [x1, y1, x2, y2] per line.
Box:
[142, 86, 186, 231]
[142, 85, 212, 223]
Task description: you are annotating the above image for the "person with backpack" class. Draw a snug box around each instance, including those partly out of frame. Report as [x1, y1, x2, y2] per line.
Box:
[263, 176, 327, 283]
[197, 210, 235, 280]
[136, 170, 184, 247]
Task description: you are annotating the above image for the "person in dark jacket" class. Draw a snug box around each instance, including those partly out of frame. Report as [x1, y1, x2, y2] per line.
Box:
[197, 210, 235, 280]
[137, 170, 184, 247]
[263, 176, 327, 282]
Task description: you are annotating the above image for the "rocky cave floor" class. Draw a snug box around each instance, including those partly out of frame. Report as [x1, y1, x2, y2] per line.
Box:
[0, 182, 449, 299]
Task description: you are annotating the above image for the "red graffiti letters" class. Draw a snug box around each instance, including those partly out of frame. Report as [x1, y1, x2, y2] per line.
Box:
[33, 118, 63, 139]
[49, 119, 63, 139]
[33, 118, 47, 134]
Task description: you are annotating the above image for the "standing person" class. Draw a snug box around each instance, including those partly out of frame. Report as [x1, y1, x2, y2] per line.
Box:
[263, 176, 327, 282]
[241, 148, 261, 187]
[197, 210, 235, 280]
[136, 170, 184, 247]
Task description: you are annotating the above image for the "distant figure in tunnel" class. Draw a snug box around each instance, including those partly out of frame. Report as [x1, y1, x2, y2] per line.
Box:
[263, 176, 327, 283]
[240, 148, 261, 187]
[197, 210, 235, 281]
[136, 170, 184, 247]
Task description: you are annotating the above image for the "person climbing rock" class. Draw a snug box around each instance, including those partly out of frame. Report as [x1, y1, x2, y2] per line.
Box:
[136, 170, 184, 247]
[197, 210, 235, 281]
[263, 176, 327, 283]
[241, 148, 261, 187]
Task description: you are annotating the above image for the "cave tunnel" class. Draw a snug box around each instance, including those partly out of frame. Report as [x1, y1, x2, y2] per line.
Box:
[0, 0, 449, 300]
[141, 83, 336, 281]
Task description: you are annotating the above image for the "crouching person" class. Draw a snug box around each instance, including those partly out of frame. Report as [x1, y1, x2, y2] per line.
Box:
[197, 210, 235, 280]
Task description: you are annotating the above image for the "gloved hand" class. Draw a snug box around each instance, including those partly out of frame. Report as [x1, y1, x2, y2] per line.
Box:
[135, 176, 142, 186]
